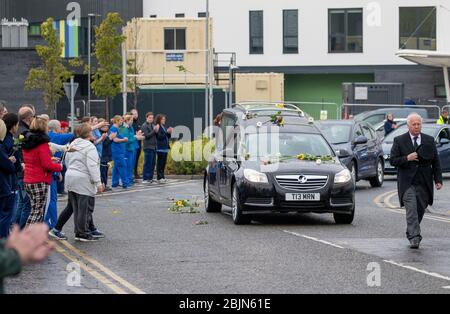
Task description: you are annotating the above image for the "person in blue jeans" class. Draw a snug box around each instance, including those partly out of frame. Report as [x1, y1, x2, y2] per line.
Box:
[46, 120, 75, 229]
[109, 116, 129, 189]
[155, 114, 173, 183]
[141, 112, 157, 183]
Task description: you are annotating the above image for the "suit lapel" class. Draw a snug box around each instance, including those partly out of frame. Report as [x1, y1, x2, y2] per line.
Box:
[403, 132, 415, 152]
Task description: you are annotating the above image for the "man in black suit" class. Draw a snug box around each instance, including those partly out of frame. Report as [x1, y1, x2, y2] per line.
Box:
[390, 113, 443, 249]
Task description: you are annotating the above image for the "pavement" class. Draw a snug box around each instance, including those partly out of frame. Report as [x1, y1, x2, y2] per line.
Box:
[4, 176, 450, 294]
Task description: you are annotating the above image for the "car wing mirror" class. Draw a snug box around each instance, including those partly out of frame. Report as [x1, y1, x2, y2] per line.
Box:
[353, 135, 368, 145]
[439, 138, 450, 146]
[336, 149, 350, 158]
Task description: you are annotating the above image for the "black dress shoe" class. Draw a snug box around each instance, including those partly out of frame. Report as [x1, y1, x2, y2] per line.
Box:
[409, 238, 420, 249]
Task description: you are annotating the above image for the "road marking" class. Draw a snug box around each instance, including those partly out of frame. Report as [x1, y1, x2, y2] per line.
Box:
[53, 242, 128, 294]
[374, 190, 450, 223]
[443, 286, 450, 289]
[383, 259, 450, 283]
[58, 240, 146, 294]
[283, 230, 344, 249]
[373, 190, 398, 208]
[96, 181, 190, 198]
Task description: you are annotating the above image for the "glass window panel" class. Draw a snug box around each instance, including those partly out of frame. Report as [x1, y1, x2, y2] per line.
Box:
[164, 29, 175, 50]
[250, 11, 264, 54]
[175, 29, 186, 50]
[399, 7, 436, 50]
[283, 10, 298, 54]
[330, 11, 346, 52]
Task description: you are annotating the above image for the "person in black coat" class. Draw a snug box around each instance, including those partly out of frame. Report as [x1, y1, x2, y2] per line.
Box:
[154, 114, 173, 183]
[390, 113, 443, 249]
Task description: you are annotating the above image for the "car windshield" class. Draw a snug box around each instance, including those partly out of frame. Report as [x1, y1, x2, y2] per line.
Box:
[317, 124, 352, 145]
[384, 125, 436, 143]
[244, 132, 334, 158]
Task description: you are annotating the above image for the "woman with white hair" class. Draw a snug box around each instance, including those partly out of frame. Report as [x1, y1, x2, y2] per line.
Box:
[50, 123, 104, 242]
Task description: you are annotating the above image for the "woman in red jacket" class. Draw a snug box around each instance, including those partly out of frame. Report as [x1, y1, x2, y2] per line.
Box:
[21, 117, 62, 226]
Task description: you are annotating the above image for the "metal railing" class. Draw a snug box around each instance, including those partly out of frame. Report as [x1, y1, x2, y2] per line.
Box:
[342, 103, 442, 120]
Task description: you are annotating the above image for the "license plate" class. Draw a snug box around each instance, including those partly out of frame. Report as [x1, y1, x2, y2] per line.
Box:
[285, 193, 320, 201]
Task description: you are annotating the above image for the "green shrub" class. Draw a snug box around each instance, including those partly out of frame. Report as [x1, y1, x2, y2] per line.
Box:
[167, 136, 215, 175]
[123, 137, 214, 177]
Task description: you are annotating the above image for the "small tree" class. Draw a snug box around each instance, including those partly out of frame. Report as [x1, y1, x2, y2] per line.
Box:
[91, 12, 125, 118]
[25, 18, 71, 118]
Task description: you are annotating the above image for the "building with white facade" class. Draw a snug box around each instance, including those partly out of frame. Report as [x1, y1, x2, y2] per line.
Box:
[143, 0, 450, 113]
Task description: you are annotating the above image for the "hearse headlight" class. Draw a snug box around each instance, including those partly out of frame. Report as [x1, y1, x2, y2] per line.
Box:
[334, 169, 352, 184]
[244, 169, 269, 183]
[383, 154, 390, 160]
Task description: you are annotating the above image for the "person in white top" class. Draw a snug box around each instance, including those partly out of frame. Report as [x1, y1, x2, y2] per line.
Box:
[50, 123, 105, 242]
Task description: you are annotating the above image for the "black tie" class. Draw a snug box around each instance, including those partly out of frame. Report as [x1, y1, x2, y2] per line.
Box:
[413, 136, 418, 150]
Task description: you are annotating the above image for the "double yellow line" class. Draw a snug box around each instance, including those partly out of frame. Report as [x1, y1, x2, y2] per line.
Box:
[52, 240, 145, 294]
[374, 190, 450, 223]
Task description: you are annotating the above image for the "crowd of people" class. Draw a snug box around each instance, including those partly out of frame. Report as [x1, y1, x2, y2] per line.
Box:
[0, 103, 174, 244]
[0, 100, 175, 292]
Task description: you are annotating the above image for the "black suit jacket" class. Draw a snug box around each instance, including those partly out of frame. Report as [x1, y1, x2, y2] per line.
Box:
[390, 132, 443, 206]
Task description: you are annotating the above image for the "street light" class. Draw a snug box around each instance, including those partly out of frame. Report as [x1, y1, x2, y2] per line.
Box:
[88, 13, 101, 117]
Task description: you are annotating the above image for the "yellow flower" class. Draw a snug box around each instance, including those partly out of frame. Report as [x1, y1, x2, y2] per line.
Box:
[297, 154, 305, 160]
[176, 200, 184, 207]
[276, 103, 285, 109]
[19, 135, 25, 140]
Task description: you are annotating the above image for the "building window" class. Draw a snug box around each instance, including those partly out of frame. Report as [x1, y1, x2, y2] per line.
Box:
[399, 7, 436, 50]
[175, 13, 185, 18]
[29, 23, 41, 36]
[329, 8, 363, 53]
[164, 28, 186, 50]
[249, 11, 264, 54]
[198, 12, 206, 18]
[283, 9, 298, 54]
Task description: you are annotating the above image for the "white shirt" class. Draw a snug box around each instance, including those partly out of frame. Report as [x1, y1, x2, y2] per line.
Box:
[409, 133, 421, 148]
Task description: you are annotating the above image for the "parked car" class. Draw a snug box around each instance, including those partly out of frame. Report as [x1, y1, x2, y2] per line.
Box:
[204, 103, 356, 225]
[382, 122, 450, 175]
[315, 120, 384, 187]
[354, 107, 429, 127]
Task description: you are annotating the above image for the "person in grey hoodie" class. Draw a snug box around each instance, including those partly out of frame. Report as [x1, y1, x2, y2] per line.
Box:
[49, 123, 105, 242]
[141, 112, 158, 183]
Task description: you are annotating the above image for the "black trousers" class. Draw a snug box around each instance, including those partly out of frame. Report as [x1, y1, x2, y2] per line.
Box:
[55, 192, 95, 236]
[134, 144, 141, 176]
[157, 152, 168, 180]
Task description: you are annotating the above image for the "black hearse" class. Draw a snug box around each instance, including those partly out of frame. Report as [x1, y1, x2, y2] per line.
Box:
[204, 103, 355, 225]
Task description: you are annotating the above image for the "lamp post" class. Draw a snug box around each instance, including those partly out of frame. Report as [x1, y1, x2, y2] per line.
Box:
[204, 0, 210, 136]
[87, 13, 100, 117]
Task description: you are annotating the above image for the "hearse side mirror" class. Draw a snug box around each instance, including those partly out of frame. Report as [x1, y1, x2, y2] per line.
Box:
[439, 138, 450, 146]
[353, 135, 368, 146]
[336, 149, 351, 158]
